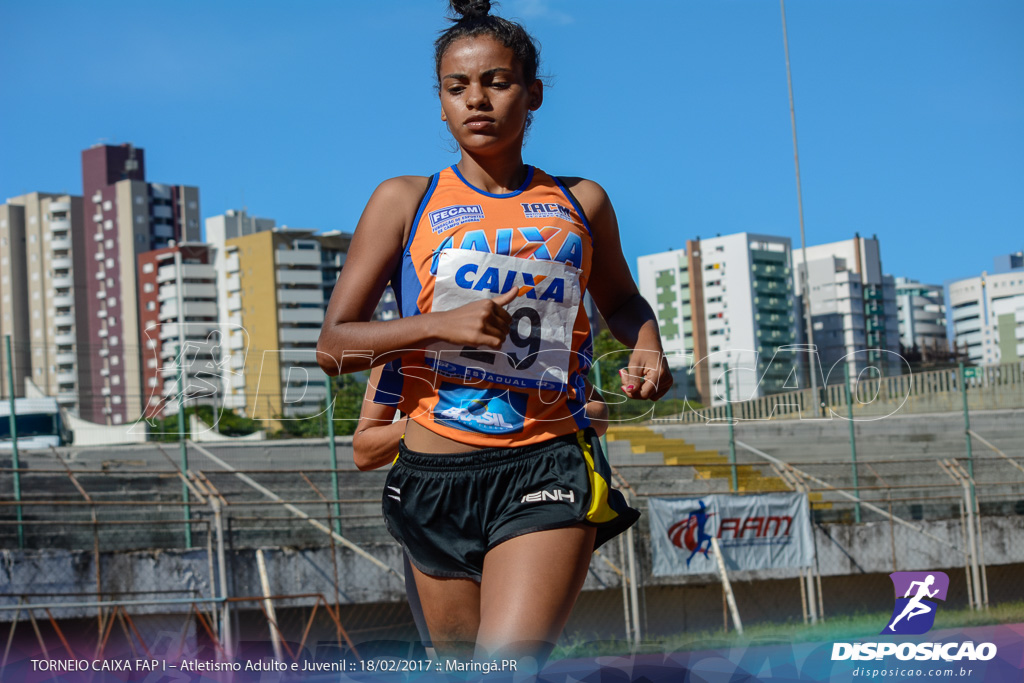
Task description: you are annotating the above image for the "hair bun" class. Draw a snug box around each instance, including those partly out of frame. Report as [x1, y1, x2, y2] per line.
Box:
[451, 0, 491, 20]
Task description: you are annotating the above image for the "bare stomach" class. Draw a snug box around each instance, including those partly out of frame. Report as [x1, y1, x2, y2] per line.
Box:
[403, 418, 480, 454]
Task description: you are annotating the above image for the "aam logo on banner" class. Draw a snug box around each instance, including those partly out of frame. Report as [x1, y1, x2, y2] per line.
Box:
[882, 571, 949, 635]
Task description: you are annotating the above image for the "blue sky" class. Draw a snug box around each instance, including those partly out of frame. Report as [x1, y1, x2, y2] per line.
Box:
[2, 0, 1021, 286]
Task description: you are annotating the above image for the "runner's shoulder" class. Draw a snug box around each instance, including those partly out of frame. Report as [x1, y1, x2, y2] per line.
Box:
[370, 175, 433, 209]
[555, 176, 611, 220]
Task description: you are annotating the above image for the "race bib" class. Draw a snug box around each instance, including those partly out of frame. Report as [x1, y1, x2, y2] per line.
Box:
[427, 249, 581, 392]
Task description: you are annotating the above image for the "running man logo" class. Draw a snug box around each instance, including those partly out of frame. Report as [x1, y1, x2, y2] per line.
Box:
[882, 571, 949, 635]
[667, 501, 716, 567]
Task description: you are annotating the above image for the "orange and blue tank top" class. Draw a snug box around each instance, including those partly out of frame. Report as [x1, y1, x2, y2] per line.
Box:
[372, 165, 594, 448]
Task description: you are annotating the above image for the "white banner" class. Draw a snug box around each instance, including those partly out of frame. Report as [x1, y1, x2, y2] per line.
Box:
[648, 493, 814, 576]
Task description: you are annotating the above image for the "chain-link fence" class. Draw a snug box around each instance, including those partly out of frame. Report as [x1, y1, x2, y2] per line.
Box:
[1, 400, 1022, 667]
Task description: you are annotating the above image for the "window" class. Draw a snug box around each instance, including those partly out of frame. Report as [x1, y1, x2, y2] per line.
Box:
[143, 283, 154, 293]
[111, 355, 118, 366]
[110, 336, 119, 346]
[146, 301, 156, 311]
[142, 262, 154, 274]
[103, 200, 112, 211]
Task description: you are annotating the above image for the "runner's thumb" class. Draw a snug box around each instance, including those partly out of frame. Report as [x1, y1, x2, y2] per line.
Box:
[493, 287, 519, 308]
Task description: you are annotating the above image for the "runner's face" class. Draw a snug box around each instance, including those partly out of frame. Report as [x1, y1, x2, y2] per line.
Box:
[439, 36, 541, 155]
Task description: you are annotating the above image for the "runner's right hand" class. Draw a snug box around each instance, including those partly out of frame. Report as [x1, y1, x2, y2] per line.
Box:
[432, 287, 518, 349]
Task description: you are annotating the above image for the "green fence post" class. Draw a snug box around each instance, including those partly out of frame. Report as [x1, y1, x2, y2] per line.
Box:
[4, 336, 24, 549]
[176, 348, 192, 549]
[959, 362, 975, 500]
[591, 359, 610, 456]
[844, 363, 861, 523]
[325, 376, 341, 537]
[724, 363, 738, 493]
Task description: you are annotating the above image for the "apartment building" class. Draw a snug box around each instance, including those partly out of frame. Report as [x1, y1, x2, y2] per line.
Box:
[79, 143, 200, 424]
[945, 252, 1024, 365]
[0, 193, 88, 410]
[137, 244, 219, 418]
[894, 277, 947, 355]
[792, 234, 900, 384]
[214, 227, 357, 423]
[637, 233, 799, 405]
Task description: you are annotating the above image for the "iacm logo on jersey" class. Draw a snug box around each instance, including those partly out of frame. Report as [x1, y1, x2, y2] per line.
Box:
[521, 202, 572, 220]
[429, 204, 484, 234]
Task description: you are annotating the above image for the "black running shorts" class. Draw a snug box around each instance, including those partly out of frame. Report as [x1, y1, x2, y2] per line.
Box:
[382, 430, 640, 581]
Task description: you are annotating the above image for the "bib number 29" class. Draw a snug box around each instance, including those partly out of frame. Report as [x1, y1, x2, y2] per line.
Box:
[460, 306, 541, 370]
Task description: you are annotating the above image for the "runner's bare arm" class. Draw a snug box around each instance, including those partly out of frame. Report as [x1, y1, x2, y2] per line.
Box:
[317, 177, 515, 376]
[352, 366, 407, 471]
[562, 178, 673, 401]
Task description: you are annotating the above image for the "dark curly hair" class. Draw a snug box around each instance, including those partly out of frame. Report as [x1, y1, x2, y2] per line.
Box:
[434, 0, 541, 88]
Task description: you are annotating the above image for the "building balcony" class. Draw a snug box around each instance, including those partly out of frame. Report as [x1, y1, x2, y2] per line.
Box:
[98, 348, 109, 358]
[277, 288, 322, 305]
[276, 269, 321, 286]
[49, 218, 72, 233]
[53, 295, 74, 308]
[52, 256, 73, 270]
[93, 213, 103, 223]
[159, 282, 217, 301]
[279, 308, 324, 324]
[56, 352, 76, 365]
[153, 225, 175, 240]
[275, 250, 320, 267]
[54, 333, 76, 346]
[52, 275, 73, 289]
[159, 301, 219, 321]
[98, 328, 109, 338]
[56, 371, 77, 385]
[280, 348, 317, 363]
[224, 254, 240, 272]
[226, 294, 241, 312]
[228, 334, 245, 351]
[51, 237, 72, 251]
[278, 327, 321, 344]
[49, 200, 71, 213]
[57, 391, 77, 404]
[54, 313, 75, 327]
[225, 275, 241, 292]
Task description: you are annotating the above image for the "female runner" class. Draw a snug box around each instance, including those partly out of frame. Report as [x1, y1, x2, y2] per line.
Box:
[318, 0, 672, 667]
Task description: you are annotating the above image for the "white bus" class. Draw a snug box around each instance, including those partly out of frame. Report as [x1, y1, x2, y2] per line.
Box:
[0, 397, 74, 450]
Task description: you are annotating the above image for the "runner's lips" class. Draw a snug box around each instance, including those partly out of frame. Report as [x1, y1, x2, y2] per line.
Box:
[464, 117, 495, 130]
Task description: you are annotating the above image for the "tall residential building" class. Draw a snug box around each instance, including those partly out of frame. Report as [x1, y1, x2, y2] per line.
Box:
[80, 143, 200, 424]
[212, 227, 354, 423]
[637, 233, 799, 405]
[894, 277, 947, 355]
[945, 252, 1024, 365]
[0, 193, 88, 410]
[792, 234, 900, 384]
[137, 244, 219, 418]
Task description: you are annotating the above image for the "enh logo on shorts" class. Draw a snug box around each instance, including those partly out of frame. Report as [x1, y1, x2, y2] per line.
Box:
[882, 571, 949, 635]
[520, 488, 575, 504]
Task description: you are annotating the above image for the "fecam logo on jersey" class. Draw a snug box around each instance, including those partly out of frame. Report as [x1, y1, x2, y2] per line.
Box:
[882, 571, 949, 635]
[429, 204, 484, 234]
[521, 202, 572, 221]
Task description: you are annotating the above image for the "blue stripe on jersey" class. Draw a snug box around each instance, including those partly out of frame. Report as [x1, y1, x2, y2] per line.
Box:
[569, 369, 591, 431]
[551, 176, 593, 239]
[393, 173, 439, 318]
[373, 359, 404, 406]
[451, 164, 535, 198]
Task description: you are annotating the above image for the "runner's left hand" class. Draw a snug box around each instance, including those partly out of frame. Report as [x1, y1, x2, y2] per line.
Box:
[620, 349, 672, 401]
